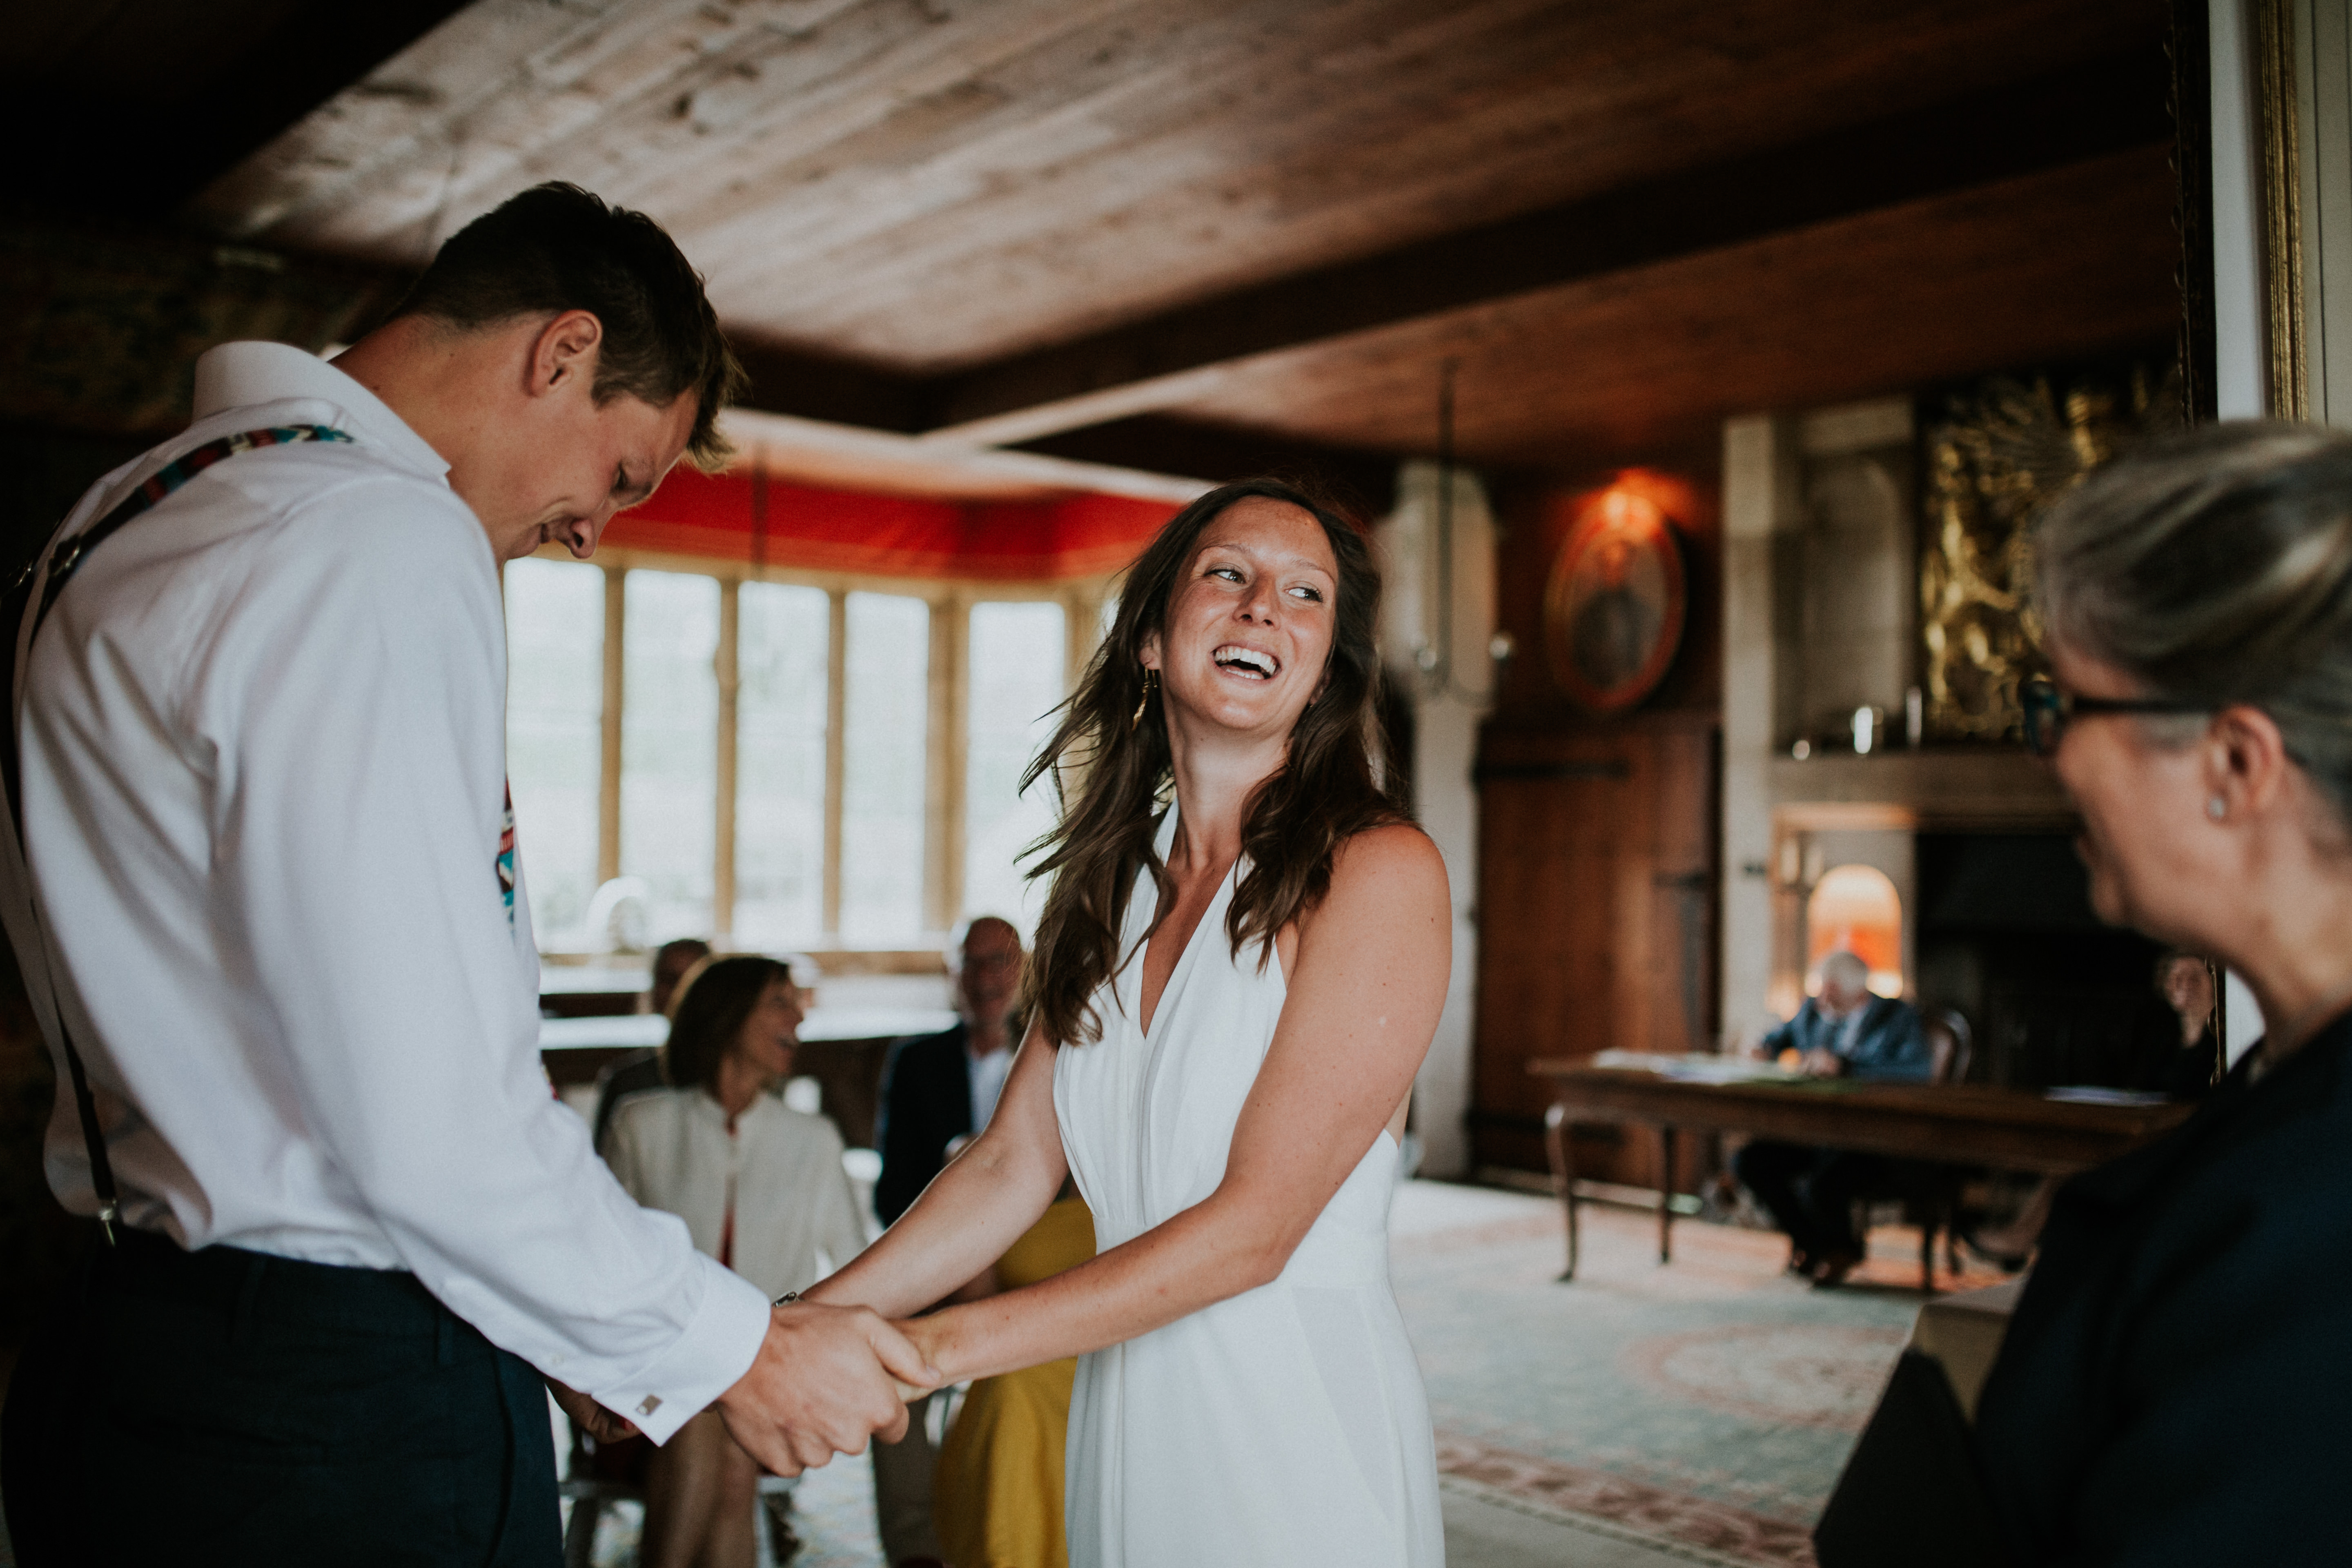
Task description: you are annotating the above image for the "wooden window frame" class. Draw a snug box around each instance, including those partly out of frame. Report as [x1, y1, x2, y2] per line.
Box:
[537, 541, 1107, 952]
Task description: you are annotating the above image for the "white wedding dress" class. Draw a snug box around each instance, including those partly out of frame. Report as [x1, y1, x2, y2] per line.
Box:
[1054, 810, 1444, 1566]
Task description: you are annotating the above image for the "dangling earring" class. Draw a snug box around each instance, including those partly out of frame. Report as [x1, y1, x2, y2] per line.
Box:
[1130, 668, 1158, 733]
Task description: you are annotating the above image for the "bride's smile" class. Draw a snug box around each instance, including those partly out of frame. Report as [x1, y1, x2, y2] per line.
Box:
[1146, 495, 1336, 739]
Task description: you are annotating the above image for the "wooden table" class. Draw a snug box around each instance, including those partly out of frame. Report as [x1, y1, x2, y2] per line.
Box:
[1529, 1057, 2192, 1281]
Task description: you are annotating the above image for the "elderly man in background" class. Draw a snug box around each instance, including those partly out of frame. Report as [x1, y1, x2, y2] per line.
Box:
[649, 937, 714, 1017]
[1734, 950, 1930, 1286]
[868, 915, 1026, 1568]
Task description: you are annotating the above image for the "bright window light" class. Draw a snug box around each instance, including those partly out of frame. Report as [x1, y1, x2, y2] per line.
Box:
[964, 600, 1066, 937]
[736, 581, 830, 948]
[840, 592, 929, 942]
[622, 570, 719, 944]
[504, 557, 603, 947]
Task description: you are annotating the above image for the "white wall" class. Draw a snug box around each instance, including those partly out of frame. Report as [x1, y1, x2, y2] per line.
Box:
[2214, 0, 2267, 419]
[1376, 459, 1497, 1180]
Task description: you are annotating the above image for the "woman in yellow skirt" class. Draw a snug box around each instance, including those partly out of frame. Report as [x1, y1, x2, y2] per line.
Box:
[933, 1191, 1096, 1568]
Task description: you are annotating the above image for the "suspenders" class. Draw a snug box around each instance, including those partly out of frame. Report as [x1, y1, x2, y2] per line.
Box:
[0, 423, 352, 1243]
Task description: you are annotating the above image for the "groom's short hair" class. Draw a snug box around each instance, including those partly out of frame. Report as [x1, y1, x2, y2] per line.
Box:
[388, 182, 745, 470]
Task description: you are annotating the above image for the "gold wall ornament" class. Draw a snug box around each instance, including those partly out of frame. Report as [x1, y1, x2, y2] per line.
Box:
[1918, 360, 2179, 742]
[2253, 0, 2308, 421]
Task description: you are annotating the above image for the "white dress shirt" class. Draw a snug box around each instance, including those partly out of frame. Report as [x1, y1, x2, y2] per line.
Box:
[601, 1088, 869, 1303]
[0, 341, 768, 1442]
[967, 1042, 1014, 1134]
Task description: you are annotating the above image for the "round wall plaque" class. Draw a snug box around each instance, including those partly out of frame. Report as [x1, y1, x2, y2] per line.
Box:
[1543, 487, 1687, 713]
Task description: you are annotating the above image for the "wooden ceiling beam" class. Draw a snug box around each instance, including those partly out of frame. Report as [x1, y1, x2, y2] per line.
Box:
[1010, 416, 1402, 519]
[916, 44, 2175, 448]
[728, 338, 929, 436]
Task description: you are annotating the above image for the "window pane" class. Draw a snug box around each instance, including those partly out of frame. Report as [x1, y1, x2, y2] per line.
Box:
[840, 592, 929, 942]
[735, 582, 830, 948]
[622, 570, 719, 943]
[505, 558, 604, 949]
[964, 601, 1065, 938]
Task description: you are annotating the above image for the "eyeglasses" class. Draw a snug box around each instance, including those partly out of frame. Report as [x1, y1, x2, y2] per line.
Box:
[2018, 676, 2211, 757]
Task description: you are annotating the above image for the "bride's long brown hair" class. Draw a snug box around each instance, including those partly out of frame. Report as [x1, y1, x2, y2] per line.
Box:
[1018, 479, 1404, 1047]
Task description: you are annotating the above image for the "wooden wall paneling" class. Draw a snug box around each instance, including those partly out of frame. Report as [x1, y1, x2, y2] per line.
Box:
[1469, 725, 1679, 1175]
[1645, 725, 1722, 1059]
[1470, 722, 1722, 1183]
[1471, 749, 1633, 1174]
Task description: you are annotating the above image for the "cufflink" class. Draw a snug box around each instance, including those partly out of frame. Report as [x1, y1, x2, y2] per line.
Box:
[637, 1395, 662, 1417]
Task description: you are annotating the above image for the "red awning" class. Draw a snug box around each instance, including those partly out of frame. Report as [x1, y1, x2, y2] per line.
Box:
[604, 466, 1181, 582]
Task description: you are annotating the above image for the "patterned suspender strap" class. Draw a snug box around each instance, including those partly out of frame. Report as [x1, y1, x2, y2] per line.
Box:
[0, 423, 352, 1244]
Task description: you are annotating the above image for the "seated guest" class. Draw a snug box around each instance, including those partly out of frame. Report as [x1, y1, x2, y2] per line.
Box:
[869, 915, 1025, 1568]
[2135, 949, 2223, 1099]
[932, 1186, 1097, 1568]
[1963, 951, 2225, 1269]
[1959, 423, 2352, 1565]
[875, 917, 1026, 1224]
[600, 956, 867, 1568]
[648, 935, 715, 1017]
[1733, 950, 1930, 1285]
[589, 935, 712, 1151]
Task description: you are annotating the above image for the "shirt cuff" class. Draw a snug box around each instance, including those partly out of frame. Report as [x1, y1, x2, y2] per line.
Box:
[595, 1254, 771, 1446]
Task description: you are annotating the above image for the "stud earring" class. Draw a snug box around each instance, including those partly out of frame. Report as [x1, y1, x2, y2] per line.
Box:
[1130, 668, 1158, 733]
[2206, 797, 2227, 821]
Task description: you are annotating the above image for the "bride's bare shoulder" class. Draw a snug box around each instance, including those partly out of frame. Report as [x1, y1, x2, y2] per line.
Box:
[1280, 824, 1448, 976]
[1325, 822, 1447, 908]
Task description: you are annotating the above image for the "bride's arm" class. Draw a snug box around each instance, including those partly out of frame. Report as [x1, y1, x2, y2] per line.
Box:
[901, 823, 1448, 1385]
[802, 1016, 1069, 1321]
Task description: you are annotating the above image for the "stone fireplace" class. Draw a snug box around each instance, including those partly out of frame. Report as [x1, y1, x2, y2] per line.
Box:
[1719, 396, 2173, 1076]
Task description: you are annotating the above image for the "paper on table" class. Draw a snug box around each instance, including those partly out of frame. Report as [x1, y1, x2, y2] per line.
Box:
[2044, 1085, 2172, 1107]
[1591, 1049, 1805, 1083]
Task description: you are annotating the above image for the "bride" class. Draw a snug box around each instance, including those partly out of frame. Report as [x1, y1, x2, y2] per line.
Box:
[806, 479, 1449, 1565]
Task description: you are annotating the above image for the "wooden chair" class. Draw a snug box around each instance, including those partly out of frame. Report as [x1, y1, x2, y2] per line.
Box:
[559, 1470, 800, 1568]
[1877, 1009, 1976, 1290]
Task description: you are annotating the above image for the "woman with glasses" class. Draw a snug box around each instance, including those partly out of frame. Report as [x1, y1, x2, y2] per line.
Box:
[1970, 423, 2352, 1566]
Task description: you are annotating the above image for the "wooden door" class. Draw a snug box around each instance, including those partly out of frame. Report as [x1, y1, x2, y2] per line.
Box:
[1470, 721, 1717, 1181]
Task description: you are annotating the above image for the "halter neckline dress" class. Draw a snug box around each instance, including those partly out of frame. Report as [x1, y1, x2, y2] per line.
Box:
[1052, 808, 1443, 1566]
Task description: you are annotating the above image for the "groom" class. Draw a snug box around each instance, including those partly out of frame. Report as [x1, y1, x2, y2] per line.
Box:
[0, 184, 931, 1566]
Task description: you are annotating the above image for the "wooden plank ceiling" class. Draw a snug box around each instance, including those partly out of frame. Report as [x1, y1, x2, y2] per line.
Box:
[105, 0, 2190, 475]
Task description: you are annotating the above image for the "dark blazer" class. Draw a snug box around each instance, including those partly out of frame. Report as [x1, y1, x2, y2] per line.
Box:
[873, 1021, 972, 1226]
[1761, 995, 1931, 1082]
[1973, 1011, 2352, 1566]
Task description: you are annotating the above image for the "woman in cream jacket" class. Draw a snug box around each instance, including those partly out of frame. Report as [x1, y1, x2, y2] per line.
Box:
[601, 955, 868, 1568]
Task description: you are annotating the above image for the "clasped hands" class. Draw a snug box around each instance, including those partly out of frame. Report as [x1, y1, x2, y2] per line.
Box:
[548, 1298, 945, 1477]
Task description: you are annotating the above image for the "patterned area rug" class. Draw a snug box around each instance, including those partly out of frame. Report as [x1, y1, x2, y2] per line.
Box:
[1390, 1180, 2010, 1567]
[0, 1183, 2003, 1568]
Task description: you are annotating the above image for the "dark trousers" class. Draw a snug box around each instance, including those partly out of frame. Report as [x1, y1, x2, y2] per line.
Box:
[1734, 1140, 1889, 1260]
[2, 1227, 560, 1568]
